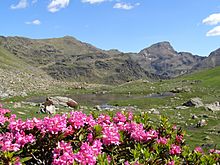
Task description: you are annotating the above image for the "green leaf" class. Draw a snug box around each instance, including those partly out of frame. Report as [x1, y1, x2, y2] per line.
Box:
[20, 157, 32, 163]
[79, 134, 84, 141]
[94, 125, 102, 134]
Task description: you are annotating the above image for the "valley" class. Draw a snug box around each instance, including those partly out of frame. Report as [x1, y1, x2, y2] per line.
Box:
[0, 35, 220, 151]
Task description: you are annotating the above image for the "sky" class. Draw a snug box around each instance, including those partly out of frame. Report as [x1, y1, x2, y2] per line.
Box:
[0, 0, 220, 56]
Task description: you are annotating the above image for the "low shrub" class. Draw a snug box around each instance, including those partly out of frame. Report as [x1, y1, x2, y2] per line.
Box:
[0, 106, 219, 164]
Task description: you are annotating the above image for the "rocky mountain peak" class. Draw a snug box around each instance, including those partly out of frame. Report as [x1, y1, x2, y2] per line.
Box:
[139, 41, 177, 58]
[149, 41, 175, 51]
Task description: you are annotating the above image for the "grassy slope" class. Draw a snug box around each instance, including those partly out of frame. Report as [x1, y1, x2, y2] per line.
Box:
[181, 66, 220, 89]
[0, 46, 28, 70]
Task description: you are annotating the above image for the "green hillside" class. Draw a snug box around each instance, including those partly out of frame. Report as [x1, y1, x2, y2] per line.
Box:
[0, 46, 28, 70]
[182, 66, 220, 89]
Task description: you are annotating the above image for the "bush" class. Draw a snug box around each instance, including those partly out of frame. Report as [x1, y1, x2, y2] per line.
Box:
[0, 106, 219, 165]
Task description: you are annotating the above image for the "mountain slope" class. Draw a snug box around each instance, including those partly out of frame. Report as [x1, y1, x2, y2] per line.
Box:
[0, 45, 54, 97]
[193, 48, 220, 70]
[182, 66, 220, 89]
[0, 36, 156, 84]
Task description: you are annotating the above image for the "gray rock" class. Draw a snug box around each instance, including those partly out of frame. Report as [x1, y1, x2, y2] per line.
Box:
[205, 101, 220, 112]
[149, 108, 160, 115]
[47, 96, 78, 107]
[171, 87, 191, 93]
[175, 106, 188, 110]
[192, 115, 198, 119]
[197, 119, 207, 127]
[45, 105, 56, 114]
[183, 97, 203, 107]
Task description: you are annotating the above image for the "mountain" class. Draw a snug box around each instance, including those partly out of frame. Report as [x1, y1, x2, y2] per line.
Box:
[0, 35, 219, 86]
[193, 48, 220, 70]
[0, 36, 157, 84]
[137, 42, 205, 77]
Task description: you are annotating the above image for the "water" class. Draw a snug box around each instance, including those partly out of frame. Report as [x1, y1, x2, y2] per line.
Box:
[26, 92, 175, 106]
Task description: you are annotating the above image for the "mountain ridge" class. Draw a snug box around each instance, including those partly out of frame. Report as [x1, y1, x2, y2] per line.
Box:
[0, 35, 219, 84]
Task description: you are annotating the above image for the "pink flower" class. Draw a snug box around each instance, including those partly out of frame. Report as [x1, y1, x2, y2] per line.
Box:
[75, 140, 102, 165]
[167, 160, 175, 165]
[102, 123, 120, 145]
[170, 144, 181, 155]
[194, 147, 203, 153]
[68, 111, 87, 129]
[124, 161, 130, 165]
[175, 135, 183, 143]
[53, 141, 75, 165]
[209, 149, 220, 154]
[127, 111, 133, 121]
[172, 125, 177, 130]
[129, 122, 146, 141]
[97, 114, 111, 125]
[157, 137, 168, 145]
[145, 129, 158, 141]
[113, 112, 127, 123]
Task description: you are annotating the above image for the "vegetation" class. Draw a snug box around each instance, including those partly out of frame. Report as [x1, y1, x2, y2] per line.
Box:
[0, 108, 219, 164]
[1, 65, 220, 154]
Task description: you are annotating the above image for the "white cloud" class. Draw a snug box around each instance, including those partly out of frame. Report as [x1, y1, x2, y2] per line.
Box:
[32, 0, 38, 4]
[81, 0, 107, 4]
[25, 19, 41, 25]
[113, 2, 140, 10]
[10, 0, 28, 9]
[206, 26, 220, 36]
[48, 0, 70, 13]
[202, 13, 220, 25]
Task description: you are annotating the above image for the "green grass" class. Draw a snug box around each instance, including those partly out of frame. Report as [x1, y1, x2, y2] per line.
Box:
[181, 66, 220, 89]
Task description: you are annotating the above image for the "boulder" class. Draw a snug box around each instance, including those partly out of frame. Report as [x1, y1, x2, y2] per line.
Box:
[47, 96, 78, 108]
[183, 98, 203, 107]
[205, 101, 220, 112]
[67, 100, 78, 108]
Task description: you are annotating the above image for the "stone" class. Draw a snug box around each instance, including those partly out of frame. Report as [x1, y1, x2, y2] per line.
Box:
[205, 101, 220, 112]
[192, 115, 198, 119]
[149, 108, 160, 115]
[203, 136, 211, 140]
[67, 100, 78, 108]
[197, 119, 207, 127]
[47, 96, 78, 107]
[183, 98, 203, 107]
[45, 105, 56, 114]
[94, 105, 101, 111]
[175, 106, 188, 110]
[170, 87, 191, 93]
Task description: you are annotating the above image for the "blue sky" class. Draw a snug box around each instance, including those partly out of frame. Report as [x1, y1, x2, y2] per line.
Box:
[0, 0, 220, 56]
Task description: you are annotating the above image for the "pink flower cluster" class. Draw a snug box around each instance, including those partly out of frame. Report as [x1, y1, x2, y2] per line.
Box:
[53, 140, 102, 165]
[170, 144, 181, 155]
[1, 106, 219, 164]
[128, 122, 158, 142]
[0, 131, 34, 152]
